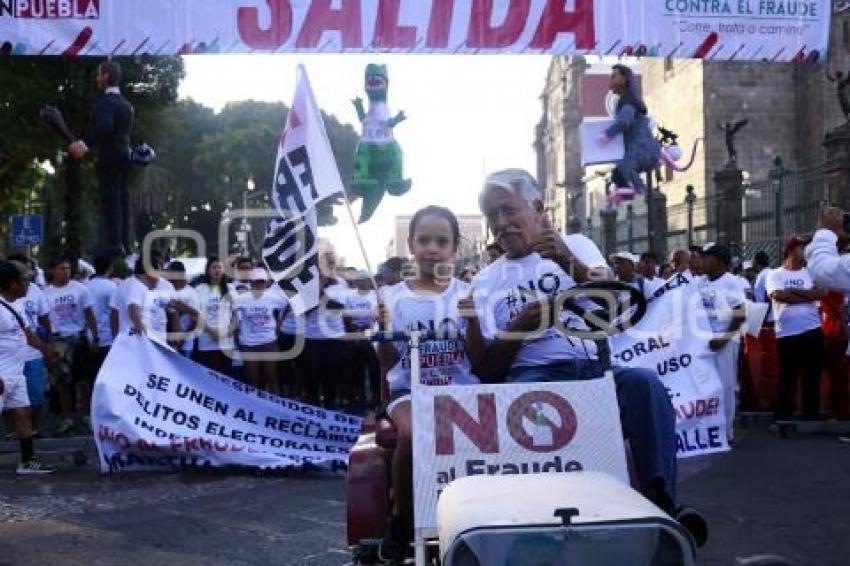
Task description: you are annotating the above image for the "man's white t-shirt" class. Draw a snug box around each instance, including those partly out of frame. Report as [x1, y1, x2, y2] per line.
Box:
[0, 298, 28, 379]
[765, 267, 822, 338]
[172, 285, 200, 352]
[233, 290, 288, 347]
[472, 252, 598, 371]
[86, 276, 118, 347]
[110, 276, 175, 339]
[697, 273, 746, 334]
[380, 279, 479, 393]
[194, 283, 234, 351]
[44, 280, 93, 336]
[15, 283, 50, 362]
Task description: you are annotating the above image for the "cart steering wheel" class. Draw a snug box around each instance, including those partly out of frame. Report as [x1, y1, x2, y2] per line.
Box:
[556, 280, 647, 339]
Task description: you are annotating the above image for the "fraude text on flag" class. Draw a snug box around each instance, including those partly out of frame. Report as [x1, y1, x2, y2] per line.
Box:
[263, 65, 345, 315]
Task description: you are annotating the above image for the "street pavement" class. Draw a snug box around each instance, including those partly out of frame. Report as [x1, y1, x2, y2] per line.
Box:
[0, 422, 848, 565]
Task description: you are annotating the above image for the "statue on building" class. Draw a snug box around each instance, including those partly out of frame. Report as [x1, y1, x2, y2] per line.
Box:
[826, 70, 850, 123]
[717, 118, 749, 166]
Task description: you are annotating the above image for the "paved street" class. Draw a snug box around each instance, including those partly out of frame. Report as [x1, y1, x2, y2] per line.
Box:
[0, 422, 848, 566]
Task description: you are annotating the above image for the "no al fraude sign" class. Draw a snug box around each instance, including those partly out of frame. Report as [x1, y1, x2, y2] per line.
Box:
[411, 378, 628, 531]
[0, 0, 831, 61]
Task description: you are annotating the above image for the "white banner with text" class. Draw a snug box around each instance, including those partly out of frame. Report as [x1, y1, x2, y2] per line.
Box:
[92, 332, 361, 474]
[411, 377, 628, 531]
[0, 1, 830, 61]
[610, 273, 730, 459]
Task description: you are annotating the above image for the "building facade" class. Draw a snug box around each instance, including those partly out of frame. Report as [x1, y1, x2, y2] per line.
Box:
[536, 5, 850, 257]
[390, 214, 486, 264]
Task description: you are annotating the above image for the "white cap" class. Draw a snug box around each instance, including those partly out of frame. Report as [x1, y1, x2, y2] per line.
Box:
[249, 267, 268, 281]
[610, 251, 639, 264]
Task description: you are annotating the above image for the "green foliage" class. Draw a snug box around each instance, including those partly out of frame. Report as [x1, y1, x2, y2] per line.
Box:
[144, 99, 359, 254]
[0, 57, 359, 260]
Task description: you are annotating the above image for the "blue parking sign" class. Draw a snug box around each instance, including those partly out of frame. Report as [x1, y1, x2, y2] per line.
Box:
[10, 214, 43, 247]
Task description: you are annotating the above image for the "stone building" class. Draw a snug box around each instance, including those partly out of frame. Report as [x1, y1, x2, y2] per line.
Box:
[536, 5, 850, 256]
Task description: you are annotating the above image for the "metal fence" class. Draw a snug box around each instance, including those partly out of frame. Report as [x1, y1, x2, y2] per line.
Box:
[586, 158, 826, 265]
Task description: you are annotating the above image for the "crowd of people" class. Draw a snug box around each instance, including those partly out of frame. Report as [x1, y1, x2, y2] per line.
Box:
[2, 165, 848, 562]
[608, 234, 850, 440]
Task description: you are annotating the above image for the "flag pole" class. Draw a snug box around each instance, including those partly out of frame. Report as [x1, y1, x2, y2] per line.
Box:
[339, 197, 381, 292]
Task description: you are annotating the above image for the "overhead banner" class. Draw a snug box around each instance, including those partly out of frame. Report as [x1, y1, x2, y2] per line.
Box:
[610, 273, 730, 459]
[92, 332, 361, 473]
[411, 377, 629, 531]
[0, 0, 830, 61]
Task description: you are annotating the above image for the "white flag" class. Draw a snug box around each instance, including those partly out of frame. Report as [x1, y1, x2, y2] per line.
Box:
[263, 65, 344, 315]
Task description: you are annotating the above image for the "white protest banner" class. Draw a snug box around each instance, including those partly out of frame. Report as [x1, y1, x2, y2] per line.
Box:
[411, 378, 628, 532]
[262, 64, 344, 315]
[0, 1, 830, 62]
[610, 273, 729, 459]
[92, 332, 361, 473]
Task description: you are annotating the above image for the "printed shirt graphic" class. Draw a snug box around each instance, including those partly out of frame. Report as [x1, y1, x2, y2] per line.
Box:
[303, 281, 348, 340]
[361, 101, 393, 144]
[109, 276, 174, 339]
[343, 289, 378, 331]
[765, 267, 822, 338]
[172, 285, 200, 352]
[233, 290, 288, 347]
[194, 283, 234, 351]
[697, 273, 745, 334]
[0, 298, 27, 378]
[380, 279, 479, 393]
[472, 253, 598, 369]
[14, 283, 50, 362]
[44, 280, 93, 336]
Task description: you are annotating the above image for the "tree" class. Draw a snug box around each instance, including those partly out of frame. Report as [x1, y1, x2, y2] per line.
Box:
[145, 99, 359, 255]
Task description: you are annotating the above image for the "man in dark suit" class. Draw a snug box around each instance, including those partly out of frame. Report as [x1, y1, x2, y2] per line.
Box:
[68, 60, 135, 255]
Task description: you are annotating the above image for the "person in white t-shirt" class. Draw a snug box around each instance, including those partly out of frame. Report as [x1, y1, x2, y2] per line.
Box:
[638, 252, 666, 299]
[165, 261, 200, 358]
[232, 268, 288, 395]
[376, 206, 481, 560]
[469, 169, 685, 535]
[86, 254, 118, 379]
[109, 251, 178, 345]
[0, 261, 58, 474]
[8, 254, 52, 436]
[766, 235, 827, 421]
[44, 255, 99, 435]
[698, 244, 746, 443]
[192, 257, 235, 376]
[343, 271, 381, 407]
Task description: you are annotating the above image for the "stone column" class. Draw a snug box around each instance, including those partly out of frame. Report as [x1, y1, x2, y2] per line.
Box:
[713, 165, 744, 251]
[823, 123, 850, 209]
[599, 207, 618, 259]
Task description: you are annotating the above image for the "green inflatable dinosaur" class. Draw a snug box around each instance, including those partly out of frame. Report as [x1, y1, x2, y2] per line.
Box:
[350, 64, 411, 223]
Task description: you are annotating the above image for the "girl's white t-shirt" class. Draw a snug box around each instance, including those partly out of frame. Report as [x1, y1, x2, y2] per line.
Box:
[233, 290, 289, 347]
[380, 279, 479, 394]
[194, 283, 234, 351]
